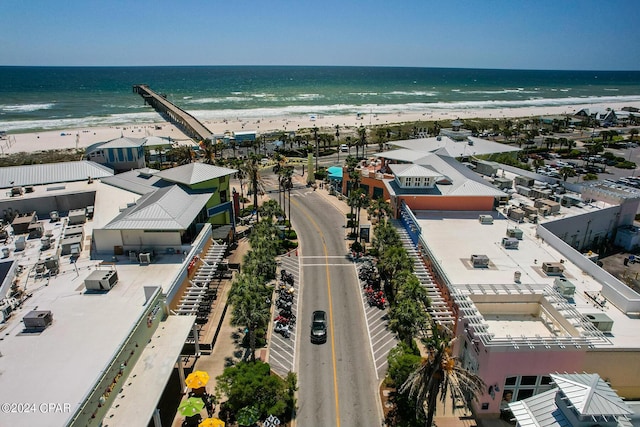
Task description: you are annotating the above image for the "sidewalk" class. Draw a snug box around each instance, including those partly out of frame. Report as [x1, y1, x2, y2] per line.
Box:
[170, 237, 252, 427]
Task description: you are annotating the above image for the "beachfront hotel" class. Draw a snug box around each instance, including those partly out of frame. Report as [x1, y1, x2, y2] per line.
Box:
[348, 134, 640, 420]
[0, 161, 237, 426]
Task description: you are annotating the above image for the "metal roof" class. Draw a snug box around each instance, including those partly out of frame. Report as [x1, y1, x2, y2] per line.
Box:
[101, 168, 170, 195]
[382, 152, 505, 198]
[390, 135, 520, 157]
[103, 185, 213, 230]
[0, 160, 113, 189]
[509, 374, 634, 427]
[98, 136, 147, 149]
[552, 373, 633, 417]
[154, 163, 237, 186]
[389, 163, 442, 178]
[509, 389, 572, 427]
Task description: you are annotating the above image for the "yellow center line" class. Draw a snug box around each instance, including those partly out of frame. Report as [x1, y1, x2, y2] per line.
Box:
[290, 195, 341, 427]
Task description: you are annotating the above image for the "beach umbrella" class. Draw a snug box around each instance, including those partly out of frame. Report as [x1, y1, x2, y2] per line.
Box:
[178, 397, 205, 417]
[236, 405, 260, 426]
[199, 418, 225, 427]
[185, 370, 210, 388]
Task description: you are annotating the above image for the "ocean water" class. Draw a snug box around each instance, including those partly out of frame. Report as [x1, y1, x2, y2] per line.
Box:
[1, 66, 640, 133]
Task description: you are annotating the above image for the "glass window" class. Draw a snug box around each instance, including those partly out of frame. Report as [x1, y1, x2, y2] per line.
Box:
[540, 376, 552, 385]
[516, 389, 534, 400]
[505, 377, 517, 386]
[521, 376, 537, 386]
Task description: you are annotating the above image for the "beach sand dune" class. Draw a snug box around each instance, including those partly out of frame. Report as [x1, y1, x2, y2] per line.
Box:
[2, 101, 639, 155]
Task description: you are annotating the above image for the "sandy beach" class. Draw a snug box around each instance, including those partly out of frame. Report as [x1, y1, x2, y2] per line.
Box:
[2, 100, 639, 156]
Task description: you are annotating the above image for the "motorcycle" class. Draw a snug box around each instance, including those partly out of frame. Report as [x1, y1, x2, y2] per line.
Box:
[274, 320, 290, 338]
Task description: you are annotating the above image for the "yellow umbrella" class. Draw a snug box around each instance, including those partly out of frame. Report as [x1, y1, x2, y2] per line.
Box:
[199, 418, 225, 427]
[186, 370, 210, 389]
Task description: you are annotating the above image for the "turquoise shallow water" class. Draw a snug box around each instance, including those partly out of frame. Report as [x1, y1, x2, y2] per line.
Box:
[1, 66, 639, 132]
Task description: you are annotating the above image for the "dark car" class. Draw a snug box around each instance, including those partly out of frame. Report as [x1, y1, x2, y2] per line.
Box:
[310, 310, 327, 344]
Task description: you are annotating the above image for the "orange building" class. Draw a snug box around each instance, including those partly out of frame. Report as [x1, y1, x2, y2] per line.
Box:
[342, 149, 506, 217]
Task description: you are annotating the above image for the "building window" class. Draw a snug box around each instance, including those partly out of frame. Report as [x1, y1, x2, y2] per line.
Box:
[220, 190, 227, 203]
[500, 375, 555, 409]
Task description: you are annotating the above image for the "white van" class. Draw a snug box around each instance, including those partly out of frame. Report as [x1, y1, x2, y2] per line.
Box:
[340, 144, 348, 152]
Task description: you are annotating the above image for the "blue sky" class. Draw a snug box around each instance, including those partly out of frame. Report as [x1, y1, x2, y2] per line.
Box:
[2, 0, 639, 70]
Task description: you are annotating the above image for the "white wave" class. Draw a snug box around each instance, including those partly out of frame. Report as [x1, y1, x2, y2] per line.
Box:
[187, 94, 640, 120]
[384, 90, 438, 97]
[296, 93, 323, 100]
[1, 103, 55, 112]
[604, 88, 619, 91]
[183, 96, 193, 99]
[460, 89, 538, 95]
[101, 104, 147, 109]
[0, 111, 161, 132]
[184, 96, 252, 104]
[4, 94, 640, 133]
[348, 92, 379, 96]
[251, 93, 275, 98]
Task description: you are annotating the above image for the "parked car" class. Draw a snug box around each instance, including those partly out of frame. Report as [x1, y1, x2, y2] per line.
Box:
[310, 310, 327, 344]
[340, 144, 349, 152]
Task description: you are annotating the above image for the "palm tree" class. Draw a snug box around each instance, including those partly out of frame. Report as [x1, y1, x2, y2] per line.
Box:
[229, 273, 271, 362]
[400, 319, 485, 427]
[388, 271, 430, 345]
[389, 294, 427, 346]
[372, 219, 401, 255]
[348, 189, 369, 241]
[357, 126, 367, 159]
[378, 246, 414, 302]
[559, 166, 576, 182]
[630, 128, 639, 141]
[242, 154, 264, 220]
[376, 128, 388, 152]
[367, 198, 392, 223]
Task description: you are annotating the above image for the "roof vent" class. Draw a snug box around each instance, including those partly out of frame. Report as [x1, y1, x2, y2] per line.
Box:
[23, 310, 53, 331]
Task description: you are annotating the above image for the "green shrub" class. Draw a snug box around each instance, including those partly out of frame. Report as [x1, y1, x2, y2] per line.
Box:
[616, 161, 636, 169]
[284, 229, 297, 240]
[351, 241, 363, 253]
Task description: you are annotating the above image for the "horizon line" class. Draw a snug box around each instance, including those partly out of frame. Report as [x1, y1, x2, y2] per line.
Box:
[1, 64, 639, 73]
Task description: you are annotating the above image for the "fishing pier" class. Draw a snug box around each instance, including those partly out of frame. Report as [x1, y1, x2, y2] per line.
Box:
[133, 84, 212, 142]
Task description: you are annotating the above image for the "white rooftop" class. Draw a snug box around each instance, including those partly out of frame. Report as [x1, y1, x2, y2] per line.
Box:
[0, 160, 113, 189]
[415, 210, 640, 348]
[0, 213, 185, 427]
[390, 135, 520, 157]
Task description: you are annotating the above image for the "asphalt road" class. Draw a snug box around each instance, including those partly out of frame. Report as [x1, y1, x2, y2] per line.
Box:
[270, 183, 381, 427]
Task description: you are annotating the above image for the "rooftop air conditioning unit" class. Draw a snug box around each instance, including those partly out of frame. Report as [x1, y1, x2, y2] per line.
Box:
[23, 310, 53, 330]
[585, 313, 614, 333]
[478, 215, 494, 224]
[84, 270, 119, 291]
[554, 277, 575, 299]
[471, 254, 490, 268]
[501, 237, 519, 249]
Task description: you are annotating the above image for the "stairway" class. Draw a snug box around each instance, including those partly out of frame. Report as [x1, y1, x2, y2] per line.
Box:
[392, 220, 456, 325]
